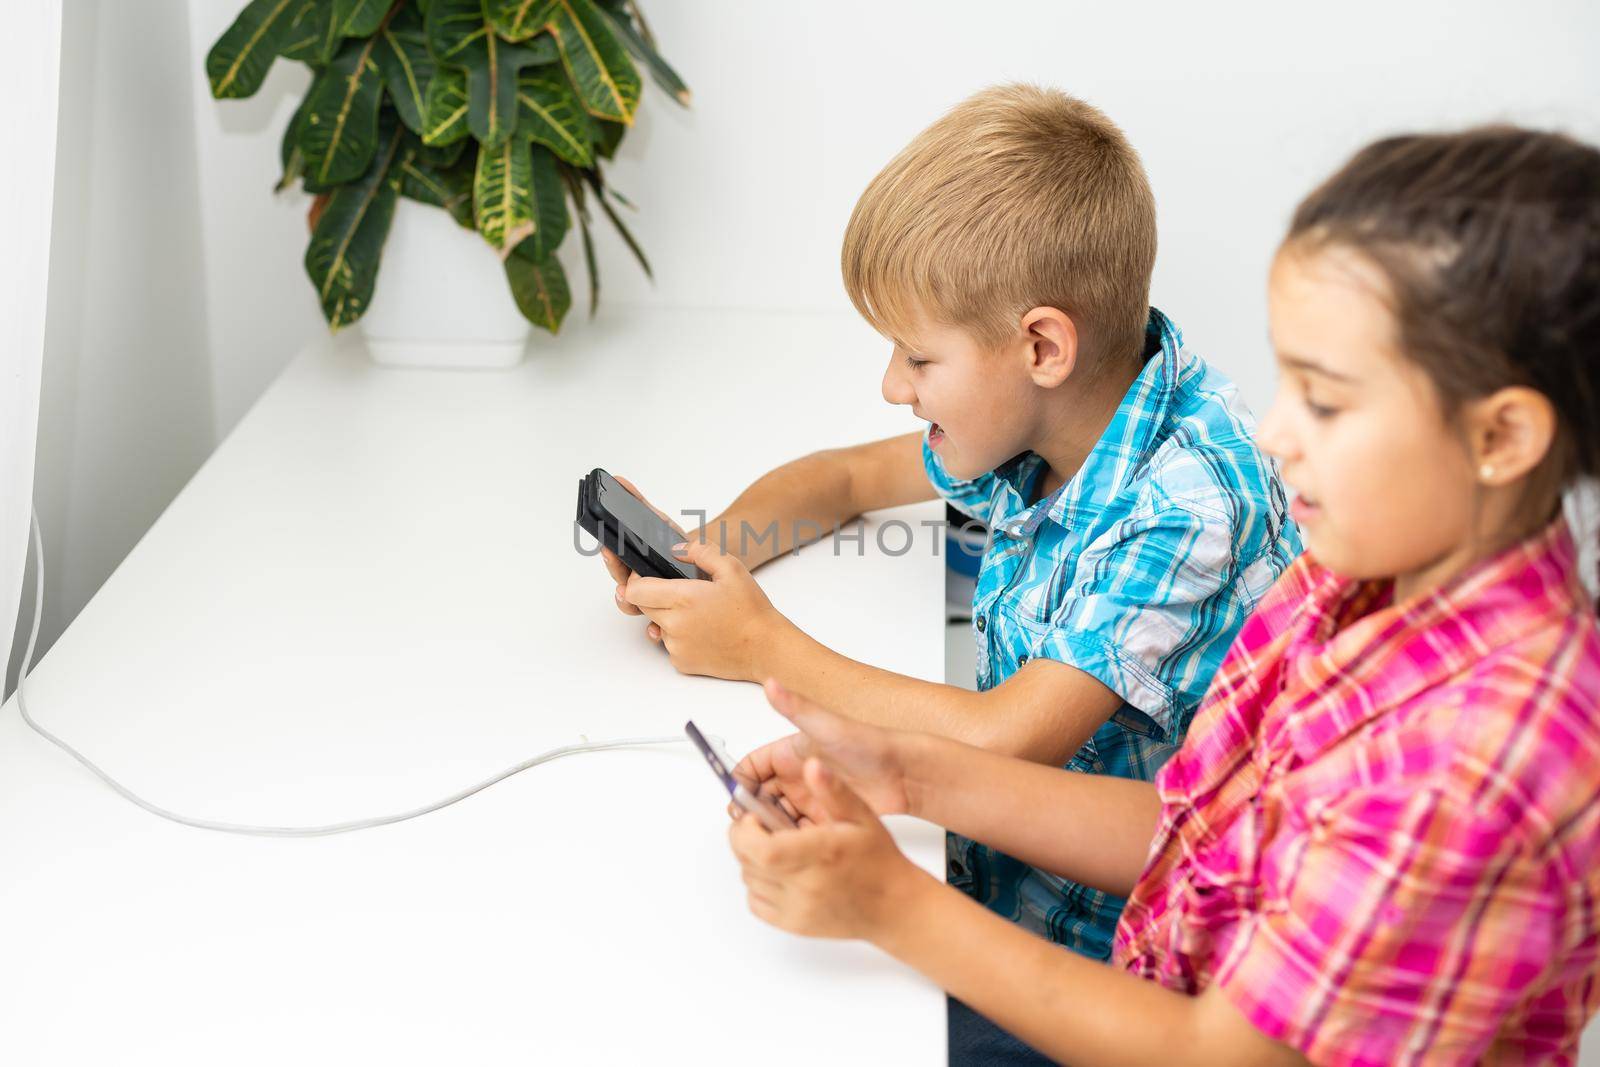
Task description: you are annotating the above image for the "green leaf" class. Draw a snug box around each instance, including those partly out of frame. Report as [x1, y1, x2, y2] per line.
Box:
[419, 136, 468, 168]
[279, 0, 339, 64]
[465, 38, 546, 146]
[545, 0, 640, 124]
[515, 68, 593, 165]
[474, 135, 536, 253]
[301, 36, 385, 186]
[487, 0, 556, 41]
[596, 3, 688, 105]
[564, 166, 600, 314]
[304, 122, 404, 329]
[509, 143, 569, 260]
[427, 0, 555, 145]
[375, 5, 435, 134]
[591, 117, 624, 159]
[333, 0, 389, 37]
[420, 65, 470, 145]
[400, 146, 475, 227]
[586, 168, 649, 278]
[277, 93, 314, 192]
[207, 0, 301, 99]
[505, 248, 571, 332]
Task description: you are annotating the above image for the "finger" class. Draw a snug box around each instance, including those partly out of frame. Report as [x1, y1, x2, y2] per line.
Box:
[645, 622, 662, 642]
[728, 812, 771, 859]
[675, 538, 745, 581]
[805, 757, 876, 827]
[763, 679, 846, 742]
[599, 546, 633, 586]
[624, 573, 686, 610]
[613, 583, 643, 617]
[612, 475, 686, 535]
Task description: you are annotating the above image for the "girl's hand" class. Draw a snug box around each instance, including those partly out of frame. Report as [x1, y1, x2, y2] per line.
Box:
[728, 757, 935, 941]
[733, 681, 918, 822]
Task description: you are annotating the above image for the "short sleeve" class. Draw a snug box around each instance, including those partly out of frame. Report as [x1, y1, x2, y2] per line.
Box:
[1033, 503, 1248, 739]
[922, 429, 1001, 525]
[1213, 785, 1561, 1066]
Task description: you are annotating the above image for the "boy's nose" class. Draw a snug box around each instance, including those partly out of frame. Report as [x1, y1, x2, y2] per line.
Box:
[881, 358, 916, 406]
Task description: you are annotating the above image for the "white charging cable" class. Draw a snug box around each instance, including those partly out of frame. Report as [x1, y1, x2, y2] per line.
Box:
[11, 508, 685, 837]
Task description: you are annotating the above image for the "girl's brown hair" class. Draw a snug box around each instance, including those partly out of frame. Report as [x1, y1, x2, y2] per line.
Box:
[1287, 126, 1600, 597]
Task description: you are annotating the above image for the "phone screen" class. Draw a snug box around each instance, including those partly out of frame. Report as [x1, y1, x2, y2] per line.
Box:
[684, 720, 797, 831]
[595, 472, 689, 566]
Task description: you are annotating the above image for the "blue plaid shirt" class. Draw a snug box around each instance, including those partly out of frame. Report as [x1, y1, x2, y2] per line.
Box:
[927, 308, 1300, 959]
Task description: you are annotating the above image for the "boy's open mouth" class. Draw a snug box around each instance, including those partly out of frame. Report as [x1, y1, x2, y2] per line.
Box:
[928, 422, 946, 446]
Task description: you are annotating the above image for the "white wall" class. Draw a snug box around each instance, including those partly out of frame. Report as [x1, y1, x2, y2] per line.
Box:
[6, 0, 215, 694]
[20, 0, 1599, 719]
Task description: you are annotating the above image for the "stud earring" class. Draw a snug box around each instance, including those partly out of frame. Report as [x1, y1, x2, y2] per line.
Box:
[1479, 463, 1496, 481]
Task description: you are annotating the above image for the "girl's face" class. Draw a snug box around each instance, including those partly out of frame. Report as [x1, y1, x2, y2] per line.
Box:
[1259, 245, 1484, 593]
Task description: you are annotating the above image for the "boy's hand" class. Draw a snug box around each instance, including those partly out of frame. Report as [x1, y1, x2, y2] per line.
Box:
[621, 541, 790, 681]
[728, 757, 934, 941]
[597, 474, 689, 623]
[733, 680, 916, 821]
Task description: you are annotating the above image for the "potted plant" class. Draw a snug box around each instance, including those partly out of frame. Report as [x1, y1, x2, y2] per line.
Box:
[205, 0, 687, 367]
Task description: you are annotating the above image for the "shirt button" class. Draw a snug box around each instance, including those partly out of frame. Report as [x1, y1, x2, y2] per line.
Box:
[1018, 653, 1029, 666]
[976, 615, 987, 633]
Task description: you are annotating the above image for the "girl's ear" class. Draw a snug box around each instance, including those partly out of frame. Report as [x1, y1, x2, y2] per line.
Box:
[1466, 386, 1558, 487]
[1019, 306, 1079, 388]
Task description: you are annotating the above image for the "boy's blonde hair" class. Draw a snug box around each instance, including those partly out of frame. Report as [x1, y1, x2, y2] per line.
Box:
[842, 84, 1157, 370]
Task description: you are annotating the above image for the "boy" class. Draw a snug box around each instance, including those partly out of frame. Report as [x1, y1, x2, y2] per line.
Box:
[603, 85, 1297, 964]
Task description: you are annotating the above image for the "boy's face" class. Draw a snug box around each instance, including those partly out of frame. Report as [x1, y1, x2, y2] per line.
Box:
[879, 313, 1038, 481]
[1258, 245, 1480, 584]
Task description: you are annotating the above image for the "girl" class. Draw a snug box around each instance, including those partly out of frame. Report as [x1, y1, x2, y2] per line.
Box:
[726, 126, 1600, 1066]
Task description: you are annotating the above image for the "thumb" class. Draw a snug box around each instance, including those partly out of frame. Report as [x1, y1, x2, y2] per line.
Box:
[676, 538, 742, 581]
[763, 679, 845, 741]
[803, 757, 873, 826]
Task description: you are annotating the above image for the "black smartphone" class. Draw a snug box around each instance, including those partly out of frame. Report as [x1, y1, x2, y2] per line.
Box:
[684, 720, 797, 832]
[576, 468, 704, 580]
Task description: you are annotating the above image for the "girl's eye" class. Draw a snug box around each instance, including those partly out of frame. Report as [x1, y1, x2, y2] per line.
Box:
[1305, 397, 1340, 419]
[904, 355, 929, 371]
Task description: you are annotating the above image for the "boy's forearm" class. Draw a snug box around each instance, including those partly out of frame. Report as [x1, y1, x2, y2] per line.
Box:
[875, 879, 1290, 1067]
[697, 451, 860, 570]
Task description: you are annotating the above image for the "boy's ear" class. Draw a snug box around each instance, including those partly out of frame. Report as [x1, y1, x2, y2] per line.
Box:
[1019, 306, 1079, 387]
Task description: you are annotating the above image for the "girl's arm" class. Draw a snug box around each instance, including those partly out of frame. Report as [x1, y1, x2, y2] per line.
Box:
[729, 759, 1305, 1067]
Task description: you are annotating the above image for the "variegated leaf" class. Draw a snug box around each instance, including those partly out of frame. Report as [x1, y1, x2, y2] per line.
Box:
[304, 122, 404, 329]
[421, 65, 470, 146]
[486, 0, 556, 42]
[207, 0, 300, 98]
[596, 3, 688, 105]
[506, 245, 572, 332]
[508, 142, 569, 260]
[375, 5, 434, 134]
[516, 68, 592, 165]
[545, 0, 639, 124]
[400, 147, 475, 228]
[466, 38, 548, 146]
[474, 135, 536, 254]
[301, 36, 385, 186]
[278, 0, 339, 64]
[333, 0, 389, 38]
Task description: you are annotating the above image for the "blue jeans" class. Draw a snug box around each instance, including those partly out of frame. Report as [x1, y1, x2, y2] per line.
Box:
[948, 996, 1056, 1065]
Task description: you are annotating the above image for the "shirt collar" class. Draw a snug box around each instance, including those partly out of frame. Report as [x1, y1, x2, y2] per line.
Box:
[1282, 517, 1587, 762]
[992, 307, 1195, 540]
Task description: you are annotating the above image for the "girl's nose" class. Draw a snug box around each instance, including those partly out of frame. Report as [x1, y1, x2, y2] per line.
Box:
[1256, 396, 1295, 462]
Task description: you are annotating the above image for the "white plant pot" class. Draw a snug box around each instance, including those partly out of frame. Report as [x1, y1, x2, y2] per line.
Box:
[360, 197, 533, 369]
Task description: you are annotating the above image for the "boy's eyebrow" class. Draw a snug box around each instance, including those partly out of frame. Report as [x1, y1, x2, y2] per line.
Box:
[1278, 352, 1357, 384]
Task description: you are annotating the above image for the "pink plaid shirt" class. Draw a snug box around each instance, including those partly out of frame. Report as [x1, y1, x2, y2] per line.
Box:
[1114, 519, 1600, 1065]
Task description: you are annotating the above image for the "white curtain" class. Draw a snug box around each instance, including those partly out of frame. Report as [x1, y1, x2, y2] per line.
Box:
[2, 3, 63, 692]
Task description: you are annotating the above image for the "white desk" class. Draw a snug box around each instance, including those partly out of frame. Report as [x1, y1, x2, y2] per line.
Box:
[0, 309, 948, 1064]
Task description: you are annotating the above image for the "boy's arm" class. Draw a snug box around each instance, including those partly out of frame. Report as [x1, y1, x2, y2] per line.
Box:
[766, 629, 1125, 766]
[699, 430, 934, 570]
